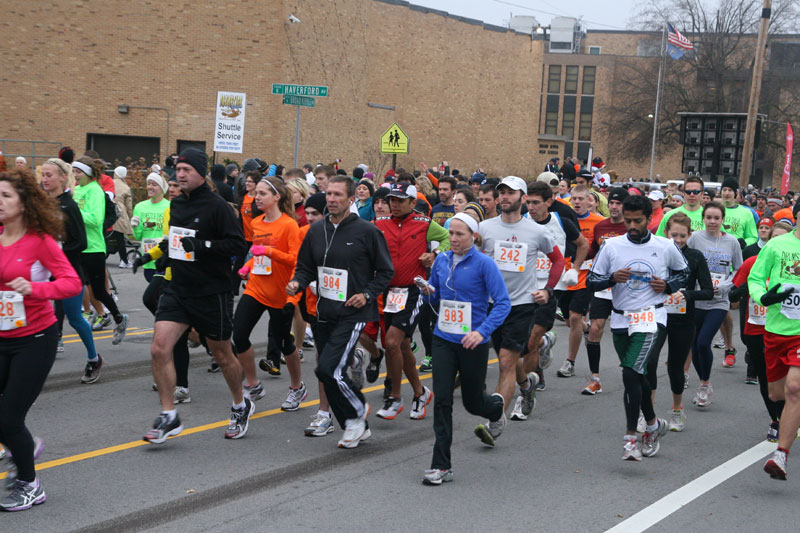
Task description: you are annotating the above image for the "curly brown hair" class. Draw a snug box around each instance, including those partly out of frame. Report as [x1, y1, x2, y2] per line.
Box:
[0, 168, 64, 239]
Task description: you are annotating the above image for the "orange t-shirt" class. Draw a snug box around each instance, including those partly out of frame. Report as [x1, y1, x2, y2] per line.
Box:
[244, 213, 301, 308]
[241, 194, 256, 242]
[569, 212, 605, 291]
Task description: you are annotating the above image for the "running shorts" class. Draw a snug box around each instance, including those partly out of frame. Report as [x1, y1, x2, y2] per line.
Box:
[764, 331, 800, 383]
[156, 288, 234, 341]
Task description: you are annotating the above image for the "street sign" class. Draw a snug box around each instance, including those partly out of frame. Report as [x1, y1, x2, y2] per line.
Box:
[272, 84, 328, 97]
[380, 122, 409, 154]
[282, 95, 315, 108]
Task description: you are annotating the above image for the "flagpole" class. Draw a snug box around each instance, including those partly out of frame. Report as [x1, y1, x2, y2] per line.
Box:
[649, 25, 667, 181]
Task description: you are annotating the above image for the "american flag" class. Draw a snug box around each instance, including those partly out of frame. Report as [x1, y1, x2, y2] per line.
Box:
[667, 23, 694, 51]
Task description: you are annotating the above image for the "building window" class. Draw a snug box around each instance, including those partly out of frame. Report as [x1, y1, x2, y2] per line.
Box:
[565, 66, 579, 94]
[582, 66, 596, 95]
[545, 111, 559, 135]
[562, 111, 575, 138]
[589, 46, 601, 55]
[579, 112, 593, 141]
[548, 65, 561, 93]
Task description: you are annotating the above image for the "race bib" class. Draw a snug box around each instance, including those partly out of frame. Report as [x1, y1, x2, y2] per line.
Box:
[710, 272, 724, 289]
[494, 242, 528, 272]
[383, 287, 409, 313]
[580, 259, 593, 271]
[536, 255, 551, 278]
[626, 306, 657, 335]
[780, 284, 800, 320]
[748, 297, 767, 325]
[142, 238, 160, 254]
[0, 291, 26, 331]
[438, 300, 472, 334]
[252, 255, 272, 275]
[168, 226, 196, 262]
[594, 287, 613, 300]
[664, 292, 686, 314]
[317, 267, 348, 302]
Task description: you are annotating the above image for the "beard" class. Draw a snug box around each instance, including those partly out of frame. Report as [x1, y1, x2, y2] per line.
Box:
[500, 198, 521, 214]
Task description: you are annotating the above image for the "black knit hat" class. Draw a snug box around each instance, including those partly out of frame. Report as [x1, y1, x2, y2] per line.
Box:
[305, 192, 327, 214]
[178, 148, 208, 177]
[210, 163, 226, 181]
[721, 177, 739, 192]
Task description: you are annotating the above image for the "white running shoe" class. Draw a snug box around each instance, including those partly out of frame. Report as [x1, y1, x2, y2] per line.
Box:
[668, 409, 685, 432]
[410, 386, 433, 420]
[622, 436, 642, 461]
[509, 395, 527, 421]
[539, 331, 557, 369]
[636, 413, 647, 434]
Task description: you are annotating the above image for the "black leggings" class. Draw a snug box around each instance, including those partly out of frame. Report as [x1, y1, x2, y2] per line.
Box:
[81, 252, 122, 323]
[647, 318, 695, 395]
[143, 275, 190, 388]
[0, 324, 58, 482]
[418, 301, 435, 358]
[743, 333, 784, 423]
[233, 295, 296, 355]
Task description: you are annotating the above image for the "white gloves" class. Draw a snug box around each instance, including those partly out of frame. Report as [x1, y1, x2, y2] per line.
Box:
[130, 215, 140, 228]
[562, 268, 579, 287]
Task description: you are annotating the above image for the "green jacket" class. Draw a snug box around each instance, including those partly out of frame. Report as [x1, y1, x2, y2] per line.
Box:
[73, 181, 106, 254]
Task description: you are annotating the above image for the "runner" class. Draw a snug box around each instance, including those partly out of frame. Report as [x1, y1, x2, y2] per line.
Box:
[287, 176, 394, 449]
[235, 177, 306, 411]
[131, 172, 169, 282]
[239, 170, 262, 246]
[478, 177, 564, 432]
[143, 148, 252, 443]
[656, 176, 706, 235]
[374, 183, 448, 420]
[478, 183, 499, 220]
[71, 156, 128, 344]
[362, 187, 390, 386]
[0, 168, 82, 511]
[431, 176, 457, 227]
[687, 201, 742, 409]
[749, 222, 800, 480]
[646, 213, 713, 432]
[556, 185, 602, 378]
[420, 213, 511, 484]
[40, 158, 104, 383]
[588, 194, 689, 461]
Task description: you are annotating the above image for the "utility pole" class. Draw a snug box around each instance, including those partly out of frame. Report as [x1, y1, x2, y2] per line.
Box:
[739, 0, 771, 186]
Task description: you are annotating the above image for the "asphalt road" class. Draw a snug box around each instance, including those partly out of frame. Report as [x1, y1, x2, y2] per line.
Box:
[1, 260, 796, 532]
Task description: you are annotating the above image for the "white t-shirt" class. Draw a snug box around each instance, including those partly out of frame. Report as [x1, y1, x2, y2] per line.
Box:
[535, 214, 567, 290]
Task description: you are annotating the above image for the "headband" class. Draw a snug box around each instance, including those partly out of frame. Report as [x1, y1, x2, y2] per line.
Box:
[451, 212, 479, 233]
[72, 161, 93, 177]
[263, 179, 279, 196]
[768, 197, 782, 204]
[758, 218, 774, 228]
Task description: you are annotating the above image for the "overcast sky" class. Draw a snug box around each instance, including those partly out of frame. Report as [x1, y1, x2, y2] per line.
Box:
[410, 0, 639, 31]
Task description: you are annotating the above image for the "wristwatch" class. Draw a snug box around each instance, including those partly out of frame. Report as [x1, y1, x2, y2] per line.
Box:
[204, 240, 211, 249]
[544, 287, 554, 298]
[363, 292, 372, 304]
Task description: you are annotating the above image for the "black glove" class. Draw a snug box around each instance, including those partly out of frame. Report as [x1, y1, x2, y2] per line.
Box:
[180, 236, 202, 253]
[728, 284, 748, 302]
[761, 284, 794, 306]
[132, 253, 151, 275]
[158, 239, 168, 253]
[155, 254, 170, 272]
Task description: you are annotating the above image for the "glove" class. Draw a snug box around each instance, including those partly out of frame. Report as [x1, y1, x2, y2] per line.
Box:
[238, 265, 251, 279]
[132, 253, 151, 275]
[309, 281, 317, 296]
[562, 269, 579, 287]
[158, 239, 168, 252]
[716, 281, 733, 299]
[181, 236, 202, 253]
[728, 284, 747, 302]
[761, 284, 794, 306]
[250, 245, 269, 256]
[130, 215, 140, 228]
[154, 254, 169, 272]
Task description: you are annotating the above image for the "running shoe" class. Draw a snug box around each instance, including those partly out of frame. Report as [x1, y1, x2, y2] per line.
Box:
[366, 348, 385, 384]
[91, 314, 110, 331]
[80, 354, 104, 384]
[4, 438, 44, 490]
[712, 334, 725, 349]
[622, 436, 642, 461]
[410, 386, 433, 420]
[581, 375, 603, 395]
[0, 478, 46, 511]
[636, 414, 647, 434]
[556, 359, 575, 378]
[535, 369, 546, 391]
[243, 381, 266, 401]
[668, 409, 685, 432]
[555, 309, 565, 322]
[111, 314, 129, 345]
[303, 331, 315, 348]
[143, 413, 183, 444]
[281, 382, 308, 411]
[377, 397, 404, 419]
[305, 412, 334, 437]
[208, 360, 221, 373]
[173, 386, 191, 404]
[641, 418, 668, 457]
[767, 421, 779, 443]
[509, 395, 527, 421]
[419, 355, 433, 372]
[411, 340, 419, 354]
[118, 260, 131, 269]
[259, 357, 281, 376]
[764, 449, 788, 480]
[422, 469, 453, 486]
[474, 393, 505, 446]
[350, 348, 367, 390]
[82, 309, 95, 324]
[721, 349, 736, 368]
[745, 375, 759, 385]
[338, 404, 370, 449]
[225, 397, 255, 439]
[539, 331, 556, 369]
[520, 372, 538, 416]
[684, 372, 690, 390]
[56, 338, 64, 353]
[693, 384, 710, 408]
[382, 377, 392, 400]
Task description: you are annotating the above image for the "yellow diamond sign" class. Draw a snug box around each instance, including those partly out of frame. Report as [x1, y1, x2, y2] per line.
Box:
[380, 122, 409, 154]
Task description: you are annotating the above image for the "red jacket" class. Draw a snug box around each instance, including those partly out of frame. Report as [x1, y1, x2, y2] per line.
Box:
[375, 212, 431, 287]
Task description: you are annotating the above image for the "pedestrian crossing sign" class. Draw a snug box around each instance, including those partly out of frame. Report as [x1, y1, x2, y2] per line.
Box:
[380, 122, 409, 154]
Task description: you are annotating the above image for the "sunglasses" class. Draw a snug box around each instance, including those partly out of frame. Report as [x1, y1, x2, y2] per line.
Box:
[684, 189, 702, 195]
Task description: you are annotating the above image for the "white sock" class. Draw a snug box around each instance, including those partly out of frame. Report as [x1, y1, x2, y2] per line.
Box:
[233, 400, 246, 410]
[318, 410, 330, 418]
[646, 421, 659, 433]
[162, 409, 177, 422]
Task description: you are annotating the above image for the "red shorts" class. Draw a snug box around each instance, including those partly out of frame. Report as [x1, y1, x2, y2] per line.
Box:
[763, 331, 800, 382]
[362, 317, 386, 347]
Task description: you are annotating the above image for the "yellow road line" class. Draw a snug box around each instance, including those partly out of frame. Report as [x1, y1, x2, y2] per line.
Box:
[64, 329, 154, 344]
[0, 357, 500, 478]
[61, 327, 142, 340]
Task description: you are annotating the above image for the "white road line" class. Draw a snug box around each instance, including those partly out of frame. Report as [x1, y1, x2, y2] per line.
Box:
[606, 440, 775, 533]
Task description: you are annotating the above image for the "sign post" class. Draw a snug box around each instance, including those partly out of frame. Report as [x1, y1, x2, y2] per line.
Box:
[380, 122, 409, 171]
[273, 84, 328, 167]
[213, 91, 246, 154]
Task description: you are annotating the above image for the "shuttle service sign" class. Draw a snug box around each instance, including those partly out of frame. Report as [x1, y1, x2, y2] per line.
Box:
[213, 91, 246, 153]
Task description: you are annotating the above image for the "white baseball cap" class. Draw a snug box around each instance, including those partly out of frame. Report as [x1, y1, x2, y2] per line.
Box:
[496, 176, 527, 194]
[648, 190, 665, 201]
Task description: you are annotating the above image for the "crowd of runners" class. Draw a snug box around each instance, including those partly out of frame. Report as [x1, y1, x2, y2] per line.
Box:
[1, 147, 799, 509]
